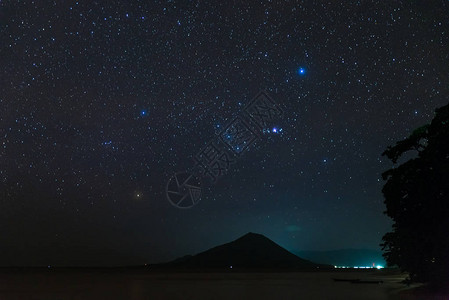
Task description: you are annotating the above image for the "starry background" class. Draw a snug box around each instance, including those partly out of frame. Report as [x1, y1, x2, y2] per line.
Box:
[1, 0, 448, 266]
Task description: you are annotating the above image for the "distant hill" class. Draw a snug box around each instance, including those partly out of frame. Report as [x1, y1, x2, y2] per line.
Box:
[294, 249, 386, 267]
[152, 232, 332, 271]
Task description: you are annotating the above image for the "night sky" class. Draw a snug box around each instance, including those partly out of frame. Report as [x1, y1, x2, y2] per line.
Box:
[1, 1, 448, 266]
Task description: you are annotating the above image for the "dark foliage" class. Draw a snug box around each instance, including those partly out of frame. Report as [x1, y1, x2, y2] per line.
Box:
[381, 103, 449, 286]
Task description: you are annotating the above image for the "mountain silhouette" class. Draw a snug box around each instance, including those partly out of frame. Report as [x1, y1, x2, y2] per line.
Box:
[153, 232, 332, 270]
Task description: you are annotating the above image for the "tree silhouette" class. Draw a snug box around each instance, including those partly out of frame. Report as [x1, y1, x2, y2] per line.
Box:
[381, 103, 449, 286]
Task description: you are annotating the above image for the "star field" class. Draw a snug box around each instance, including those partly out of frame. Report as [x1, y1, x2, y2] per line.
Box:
[1, 1, 448, 266]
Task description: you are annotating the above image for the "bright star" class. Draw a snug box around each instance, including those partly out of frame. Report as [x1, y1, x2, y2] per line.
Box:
[298, 67, 306, 75]
[134, 191, 143, 200]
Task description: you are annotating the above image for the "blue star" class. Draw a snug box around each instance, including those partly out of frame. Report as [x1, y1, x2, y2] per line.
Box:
[140, 110, 147, 116]
[298, 67, 306, 76]
[270, 127, 282, 134]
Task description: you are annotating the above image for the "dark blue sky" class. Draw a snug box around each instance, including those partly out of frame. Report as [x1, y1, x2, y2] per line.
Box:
[1, 0, 448, 266]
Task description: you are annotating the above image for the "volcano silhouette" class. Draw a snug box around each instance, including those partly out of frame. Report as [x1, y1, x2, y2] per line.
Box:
[154, 232, 331, 270]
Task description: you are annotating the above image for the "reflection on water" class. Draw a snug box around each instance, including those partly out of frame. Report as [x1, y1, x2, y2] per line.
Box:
[0, 270, 417, 300]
